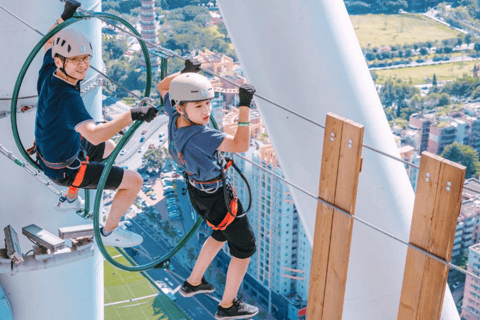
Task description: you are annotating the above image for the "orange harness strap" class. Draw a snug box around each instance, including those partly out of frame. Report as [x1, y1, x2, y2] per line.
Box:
[206, 184, 239, 231]
[68, 157, 89, 195]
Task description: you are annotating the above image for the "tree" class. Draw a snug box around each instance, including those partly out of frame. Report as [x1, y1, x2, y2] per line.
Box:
[216, 21, 229, 39]
[441, 142, 480, 179]
[475, 43, 480, 56]
[143, 146, 166, 171]
[432, 73, 437, 86]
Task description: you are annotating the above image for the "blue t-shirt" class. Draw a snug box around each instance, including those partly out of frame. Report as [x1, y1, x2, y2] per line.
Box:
[164, 93, 226, 182]
[35, 49, 93, 179]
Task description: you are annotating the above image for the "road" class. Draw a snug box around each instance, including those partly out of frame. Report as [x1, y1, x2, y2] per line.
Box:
[124, 216, 219, 320]
[115, 113, 169, 168]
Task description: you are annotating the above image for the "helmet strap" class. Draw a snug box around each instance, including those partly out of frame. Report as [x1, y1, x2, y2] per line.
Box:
[59, 57, 81, 84]
[178, 105, 195, 125]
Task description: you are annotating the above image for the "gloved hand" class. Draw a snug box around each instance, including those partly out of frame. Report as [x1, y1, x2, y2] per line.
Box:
[181, 58, 202, 74]
[238, 84, 256, 108]
[131, 106, 158, 122]
[61, 0, 81, 21]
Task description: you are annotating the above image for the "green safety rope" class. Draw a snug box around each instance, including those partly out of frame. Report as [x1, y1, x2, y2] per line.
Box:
[9, 11, 201, 271]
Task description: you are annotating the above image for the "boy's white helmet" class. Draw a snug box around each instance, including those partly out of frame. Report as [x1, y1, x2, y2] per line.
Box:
[169, 73, 214, 105]
[52, 29, 93, 58]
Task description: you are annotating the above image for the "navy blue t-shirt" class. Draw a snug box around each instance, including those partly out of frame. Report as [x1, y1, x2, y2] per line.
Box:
[164, 93, 226, 182]
[35, 49, 93, 179]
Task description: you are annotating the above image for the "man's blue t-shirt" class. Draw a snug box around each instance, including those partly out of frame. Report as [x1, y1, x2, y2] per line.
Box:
[164, 93, 226, 182]
[35, 49, 93, 179]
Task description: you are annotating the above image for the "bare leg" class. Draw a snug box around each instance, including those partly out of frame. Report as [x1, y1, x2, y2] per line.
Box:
[188, 236, 225, 285]
[103, 140, 116, 159]
[219, 257, 250, 307]
[104, 169, 142, 232]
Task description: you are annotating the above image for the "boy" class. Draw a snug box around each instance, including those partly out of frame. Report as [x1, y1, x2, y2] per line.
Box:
[158, 60, 258, 319]
[34, 0, 157, 247]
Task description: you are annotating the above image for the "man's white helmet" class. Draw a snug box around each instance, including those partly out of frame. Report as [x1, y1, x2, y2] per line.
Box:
[51, 29, 93, 59]
[169, 73, 215, 105]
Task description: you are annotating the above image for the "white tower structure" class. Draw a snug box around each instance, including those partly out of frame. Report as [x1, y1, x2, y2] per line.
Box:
[0, 0, 103, 319]
[218, 1, 460, 319]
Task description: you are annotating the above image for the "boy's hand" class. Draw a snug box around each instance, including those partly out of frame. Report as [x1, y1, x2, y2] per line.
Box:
[181, 58, 202, 73]
[239, 84, 256, 108]
[61, 0, 81, 20]
[131, 106, 158, 122]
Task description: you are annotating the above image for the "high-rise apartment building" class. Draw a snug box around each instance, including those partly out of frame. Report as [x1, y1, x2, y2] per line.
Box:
[461, 243, 480, 319]
[224, 114, 311, 320]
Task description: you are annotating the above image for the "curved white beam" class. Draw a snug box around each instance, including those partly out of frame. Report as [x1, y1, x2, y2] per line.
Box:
[217, 0, 459, 319]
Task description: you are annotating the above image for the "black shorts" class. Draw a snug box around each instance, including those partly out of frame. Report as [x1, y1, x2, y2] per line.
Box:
[188, 183, 256, 259]
[52, 138, 124, 190]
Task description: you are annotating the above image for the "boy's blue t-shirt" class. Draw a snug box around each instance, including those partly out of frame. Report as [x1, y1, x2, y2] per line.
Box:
[164, 93, 226, 182]
[35, 49, 93, 179]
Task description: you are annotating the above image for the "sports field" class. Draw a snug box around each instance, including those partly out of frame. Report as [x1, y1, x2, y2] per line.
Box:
[374, 60, 479, 85]
[104, 246, 189, 320]
[351, 14, 461, 48]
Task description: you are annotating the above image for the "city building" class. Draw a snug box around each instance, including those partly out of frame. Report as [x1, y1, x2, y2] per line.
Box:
[451, 179, 480, 259]
[139, 0, 160, 69]
[222, 113, 311, 320]
[409, 113, 433, 153]
[461, 243, 480, 319]
[398, 145, 420, 192]
[427, 121, 457, 155]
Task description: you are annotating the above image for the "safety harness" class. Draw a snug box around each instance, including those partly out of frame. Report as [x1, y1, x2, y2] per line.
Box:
[169, 137, 251, 231]
[27, 141, 89, 195]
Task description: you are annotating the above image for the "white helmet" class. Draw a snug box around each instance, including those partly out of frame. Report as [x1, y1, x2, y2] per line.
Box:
[52, 29, 93, 59]
[169, 73, 214, 106]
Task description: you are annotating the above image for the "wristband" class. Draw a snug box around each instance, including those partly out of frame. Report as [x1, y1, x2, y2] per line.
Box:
[238, 122, 250, 127]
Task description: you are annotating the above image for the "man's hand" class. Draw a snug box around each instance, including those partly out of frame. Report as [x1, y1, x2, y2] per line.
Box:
[61, 0, 81, 21]
[131, 106, 158, 123]
[239, 84, 256, 108]
[181, 58, 202, 74]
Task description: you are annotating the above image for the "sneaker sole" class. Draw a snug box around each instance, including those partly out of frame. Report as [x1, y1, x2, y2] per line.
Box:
[179, 288, 215, 298]
[214, 309, 259, 320]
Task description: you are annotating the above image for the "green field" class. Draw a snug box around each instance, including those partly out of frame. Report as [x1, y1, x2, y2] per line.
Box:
[374, 60, 479, 85]
[104, 247, 189, 320]
[351, 14, 461, 48]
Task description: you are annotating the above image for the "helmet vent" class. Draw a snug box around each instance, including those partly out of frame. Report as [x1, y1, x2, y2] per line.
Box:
[61, 40, 66, 47]
[67, 45, 71, 53]
[56, 38, 60, 45]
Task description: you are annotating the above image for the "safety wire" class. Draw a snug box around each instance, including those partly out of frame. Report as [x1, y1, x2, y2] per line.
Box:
[233, 152, 480, 282]
[2, 3, 475, 277]
[0, 144, 62, 197]
[76, 5, 428, 174]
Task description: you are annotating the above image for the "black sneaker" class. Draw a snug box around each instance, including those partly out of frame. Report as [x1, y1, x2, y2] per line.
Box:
[215, 298, 259, 320]
[179, 277, 215, 297]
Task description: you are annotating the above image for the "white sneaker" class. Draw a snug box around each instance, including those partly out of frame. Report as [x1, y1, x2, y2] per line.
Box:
[100, 225, 143, 248]
[55, 195, 85, 213]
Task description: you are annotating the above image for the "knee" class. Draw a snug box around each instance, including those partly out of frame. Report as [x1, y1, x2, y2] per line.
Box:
[103, 140, 116, 159]
[120, 170, 143, 192]
[131, 171, 143, 191]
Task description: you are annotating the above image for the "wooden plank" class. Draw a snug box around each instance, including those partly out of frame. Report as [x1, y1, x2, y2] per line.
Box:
[408, 152, 441, 250]
[429, 158, 465, 260]
[306, 113, 344, 320]
[322, 118, 364, 320]
[397, 152, 465, 320]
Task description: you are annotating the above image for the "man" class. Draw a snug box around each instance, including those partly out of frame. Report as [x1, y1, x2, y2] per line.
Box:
[34, 0, 157, 247]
